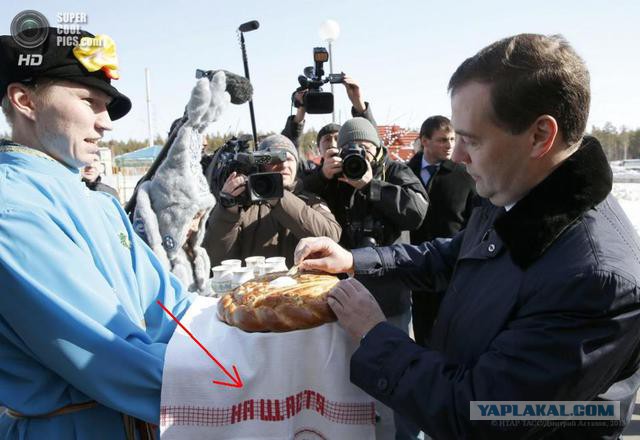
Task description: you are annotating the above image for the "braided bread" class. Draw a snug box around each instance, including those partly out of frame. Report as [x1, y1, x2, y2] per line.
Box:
[217, 271, 340, 332]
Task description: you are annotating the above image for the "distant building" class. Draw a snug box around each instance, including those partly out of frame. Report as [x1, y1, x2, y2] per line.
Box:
[303, 125, 420, 164]
[377, 125, 419, 162]
[98, 147, 113, 176]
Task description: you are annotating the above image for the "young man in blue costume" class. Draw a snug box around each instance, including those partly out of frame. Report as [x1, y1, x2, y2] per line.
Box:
[0, 28, 193, 439]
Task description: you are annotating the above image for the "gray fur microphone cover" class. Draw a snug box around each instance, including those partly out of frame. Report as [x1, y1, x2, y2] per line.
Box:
[133, 72, 232, 294]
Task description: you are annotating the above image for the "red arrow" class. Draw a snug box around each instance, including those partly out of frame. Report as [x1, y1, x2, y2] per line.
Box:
[157, 300, 243, 388]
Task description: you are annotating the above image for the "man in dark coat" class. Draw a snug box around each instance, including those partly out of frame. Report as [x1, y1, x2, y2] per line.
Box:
[294, 33, 640, 439]
[302, 116, 429, 439]
[406, 115, 476, 346]
[302, 117, 429, 319]
[81, 158, 120, 200]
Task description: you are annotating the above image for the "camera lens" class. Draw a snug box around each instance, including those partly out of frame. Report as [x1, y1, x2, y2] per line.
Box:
[342, 155, 368, 180]
[252, 175, 275, 197]
[10, 10, 50, 49]
[248, 173, 283, 202]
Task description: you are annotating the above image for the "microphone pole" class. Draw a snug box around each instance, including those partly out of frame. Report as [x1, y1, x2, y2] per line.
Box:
[238, 20, 259, 149]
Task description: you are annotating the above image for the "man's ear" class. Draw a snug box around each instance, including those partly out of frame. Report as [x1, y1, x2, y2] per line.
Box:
[420, 135, 429, 149]
[6, 82, 39, 122]
[529, 115, 558, 159]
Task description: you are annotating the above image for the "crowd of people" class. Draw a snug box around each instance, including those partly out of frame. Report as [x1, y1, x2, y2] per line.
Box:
[1, 24, 640, 440]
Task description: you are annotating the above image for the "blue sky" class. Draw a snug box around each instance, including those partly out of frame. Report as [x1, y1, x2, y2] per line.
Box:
[2, 0, 639, 142]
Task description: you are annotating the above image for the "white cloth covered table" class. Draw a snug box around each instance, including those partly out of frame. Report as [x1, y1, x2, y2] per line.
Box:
[160, 296, 376, 439]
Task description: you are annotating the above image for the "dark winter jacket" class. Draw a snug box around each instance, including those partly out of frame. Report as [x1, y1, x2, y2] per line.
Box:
[349, 136, 640, 439]
[304, 155, 429, 316]
[406, 153, 477, 345]
[406, 154, 476, 243]
[82, 176, 120, 200]
[202, 180, 341, 268]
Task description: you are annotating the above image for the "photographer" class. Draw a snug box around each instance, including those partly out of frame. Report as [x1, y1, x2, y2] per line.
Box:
[302, 117, 428, 439]
[282, 76, 377, 176]
[202, 134, 341, 267]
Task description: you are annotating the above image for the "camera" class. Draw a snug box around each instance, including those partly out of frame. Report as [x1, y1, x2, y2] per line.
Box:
[338, 142, 369, 180]
[292, 47, 345, 114]
[206, 136, 285, 207]
[346, 216, 384, 248]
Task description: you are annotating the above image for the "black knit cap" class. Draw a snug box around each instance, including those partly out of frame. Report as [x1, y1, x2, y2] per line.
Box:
[0, 27, 131, 120]
[316, 123, 341, 146]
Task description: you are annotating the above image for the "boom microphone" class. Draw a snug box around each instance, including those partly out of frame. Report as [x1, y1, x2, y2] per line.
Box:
[217, 70, 253, 104]
[238, 20, 259, 33]
[237, 20, 259, 147]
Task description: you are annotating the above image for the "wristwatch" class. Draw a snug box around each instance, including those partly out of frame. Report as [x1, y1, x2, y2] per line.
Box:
[219, 192, 238, 208]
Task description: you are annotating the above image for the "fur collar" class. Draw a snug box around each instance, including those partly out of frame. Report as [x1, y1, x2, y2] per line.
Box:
[494, 136, 612, 269]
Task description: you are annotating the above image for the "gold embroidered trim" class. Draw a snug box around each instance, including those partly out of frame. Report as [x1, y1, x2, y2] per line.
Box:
[0, 144, 56, 162]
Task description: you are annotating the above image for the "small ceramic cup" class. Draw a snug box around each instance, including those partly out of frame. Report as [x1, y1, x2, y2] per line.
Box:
[265, 256, 287, 273]
[211, 265, 234, 294]
[220, 259, 242, 268]
[231, 267, 254, 290]
[245, 256, 266, 277]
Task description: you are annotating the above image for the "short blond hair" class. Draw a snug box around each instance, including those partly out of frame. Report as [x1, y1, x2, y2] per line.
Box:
[1, 94, 14, 127]
[1, 79, 56, 128]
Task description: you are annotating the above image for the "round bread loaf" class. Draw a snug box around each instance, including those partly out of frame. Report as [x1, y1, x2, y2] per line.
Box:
[217, 271, 340, 332]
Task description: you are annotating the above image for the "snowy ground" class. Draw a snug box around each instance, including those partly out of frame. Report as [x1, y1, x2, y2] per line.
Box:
[611, 159, 640, 232]
[612, 182, 640, 232]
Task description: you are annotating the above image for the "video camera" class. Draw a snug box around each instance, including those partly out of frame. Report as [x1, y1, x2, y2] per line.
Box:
[206, 136, 285, 208]
[293, 47, 345, 114]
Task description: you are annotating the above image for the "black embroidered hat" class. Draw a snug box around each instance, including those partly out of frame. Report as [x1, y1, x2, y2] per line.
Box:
[0, 27, 131, 120]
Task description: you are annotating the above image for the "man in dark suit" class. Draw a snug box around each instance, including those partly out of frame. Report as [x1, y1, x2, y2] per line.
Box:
[406, 116, 476, 346]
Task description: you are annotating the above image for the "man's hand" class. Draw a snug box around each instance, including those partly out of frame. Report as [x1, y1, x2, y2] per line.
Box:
[294, 237, 354, 274]
[321, 147, 343, 180]
[343, 76, 366, 114]
[328, 278, 385, 341]
[338, 158, 373, 190]
[221, 171, 247, 196]
[292, 90, 306, 107]
[292, 90, 306, 123]
[220, 171, 247, 212]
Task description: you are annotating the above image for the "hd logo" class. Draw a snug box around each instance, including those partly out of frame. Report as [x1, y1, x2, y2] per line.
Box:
[17, 53, 42, 66]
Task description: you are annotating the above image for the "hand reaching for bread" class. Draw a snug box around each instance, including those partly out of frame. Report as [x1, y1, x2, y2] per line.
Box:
[294, 238, 386, 341]
[294, 237, 354, 276]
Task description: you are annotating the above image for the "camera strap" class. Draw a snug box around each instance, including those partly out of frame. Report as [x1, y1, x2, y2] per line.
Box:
[374, 146, 384, 162]
[371, 149, 386, 182]
[348, 190, 358, 214]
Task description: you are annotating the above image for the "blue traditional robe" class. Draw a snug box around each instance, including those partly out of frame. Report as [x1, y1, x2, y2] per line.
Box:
[0, 144, 195, 438]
